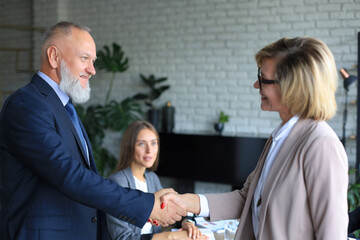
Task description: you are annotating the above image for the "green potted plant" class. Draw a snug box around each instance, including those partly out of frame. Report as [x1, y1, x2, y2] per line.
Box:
[348, 168, 360, 238]
[76, 42, 142, 176]
[348, 169, 360, 212]
[214, 111, 230, 136]
[95, 42, 129, 104]
[133, 74, 170, 130]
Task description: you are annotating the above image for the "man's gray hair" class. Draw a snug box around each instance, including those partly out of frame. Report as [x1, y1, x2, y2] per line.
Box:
[41, 21, 91, 47]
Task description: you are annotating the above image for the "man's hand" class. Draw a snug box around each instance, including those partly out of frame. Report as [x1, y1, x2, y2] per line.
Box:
[149, 188, 187, 226]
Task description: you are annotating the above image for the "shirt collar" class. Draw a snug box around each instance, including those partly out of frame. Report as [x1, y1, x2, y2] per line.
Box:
[271, 115, 299, 142]
[37, 71, 69, 106]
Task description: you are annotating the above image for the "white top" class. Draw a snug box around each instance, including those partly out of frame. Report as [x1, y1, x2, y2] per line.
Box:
[251, 115, 299, 238]
[134, 176, 153, 234]
[197, 115, 299, 239]
[198, 194, 210, 217]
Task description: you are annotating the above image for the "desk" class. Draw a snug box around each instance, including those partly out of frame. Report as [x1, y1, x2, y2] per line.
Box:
[213, 231, 225, 240]
[163, 226, 231, 240]
[168, 229, 226, 240]
[197, 229, 234, 240]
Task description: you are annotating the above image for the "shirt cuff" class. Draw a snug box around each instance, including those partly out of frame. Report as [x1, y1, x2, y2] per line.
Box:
[197, 194, 210, 217]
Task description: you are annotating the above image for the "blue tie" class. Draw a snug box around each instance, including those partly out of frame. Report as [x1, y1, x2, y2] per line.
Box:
[65, 100, 89, 165]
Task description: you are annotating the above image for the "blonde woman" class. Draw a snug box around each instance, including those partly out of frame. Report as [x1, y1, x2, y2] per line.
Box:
[162, 37, 349, 240]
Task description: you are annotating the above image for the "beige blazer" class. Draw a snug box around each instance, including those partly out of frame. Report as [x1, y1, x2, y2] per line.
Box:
[205, 118, 348, 240]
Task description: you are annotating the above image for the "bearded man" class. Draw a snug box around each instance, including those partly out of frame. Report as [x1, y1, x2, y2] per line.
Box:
[0, 21, 186, 240]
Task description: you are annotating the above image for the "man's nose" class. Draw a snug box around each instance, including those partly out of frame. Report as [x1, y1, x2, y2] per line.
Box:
[87, 62, 96, 76]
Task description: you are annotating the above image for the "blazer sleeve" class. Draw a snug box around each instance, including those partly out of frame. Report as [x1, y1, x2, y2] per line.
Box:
[303, 134, 348, 239]
[205, 168, 255, 221]
[2, 92, 154, 228]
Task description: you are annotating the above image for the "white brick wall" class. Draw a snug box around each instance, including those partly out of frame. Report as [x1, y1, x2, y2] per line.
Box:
[0, 0, 34, 104]
[1, 0, 360, 170]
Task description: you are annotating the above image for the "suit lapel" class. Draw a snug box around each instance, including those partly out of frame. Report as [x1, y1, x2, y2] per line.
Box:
[31, 74, 91, 169]
[78, 120, 96, 171]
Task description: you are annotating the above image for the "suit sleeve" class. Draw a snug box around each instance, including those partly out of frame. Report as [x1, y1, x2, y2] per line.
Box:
[2, 93, 154, 228]
[303, 135, 348, 239]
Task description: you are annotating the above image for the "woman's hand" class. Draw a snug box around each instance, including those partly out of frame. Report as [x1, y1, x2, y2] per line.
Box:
[153, 230, 209, 240]
[181, 220, 202, 239]
[150, 188, 187, 226]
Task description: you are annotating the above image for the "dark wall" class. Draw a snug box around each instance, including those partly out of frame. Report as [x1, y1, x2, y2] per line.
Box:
[157, 133, 267, 190]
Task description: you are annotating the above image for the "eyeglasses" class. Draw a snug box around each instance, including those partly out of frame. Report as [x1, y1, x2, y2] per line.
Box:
[257, 67, 278, 90]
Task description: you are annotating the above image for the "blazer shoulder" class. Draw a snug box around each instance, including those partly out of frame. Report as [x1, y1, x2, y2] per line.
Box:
[290, 119, 346, 163]
[145, 171, 160, 181]
[109, 170, 130, 188]
[2, 76, 61, 117]
[291, 119, 339, 144]
[145, 171, 163, 192]
[3, 83, 38, 105]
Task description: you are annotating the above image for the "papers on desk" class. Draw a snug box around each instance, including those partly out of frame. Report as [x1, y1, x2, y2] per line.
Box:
[195, 217, 239, 233]
[199, 228, 216, 240]
[195, 217, 227, 232]
[171, 227, 215, 240]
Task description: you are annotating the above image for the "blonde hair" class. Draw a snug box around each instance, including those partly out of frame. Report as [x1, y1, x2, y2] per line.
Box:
[115, 121, 160, 172]
[255, 37, 338, 121]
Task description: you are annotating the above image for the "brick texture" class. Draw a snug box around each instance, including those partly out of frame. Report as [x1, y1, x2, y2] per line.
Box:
[1, 0, 359, 169]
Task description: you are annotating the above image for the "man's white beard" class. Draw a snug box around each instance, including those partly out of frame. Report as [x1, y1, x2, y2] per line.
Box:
[59, 60, 91, 104]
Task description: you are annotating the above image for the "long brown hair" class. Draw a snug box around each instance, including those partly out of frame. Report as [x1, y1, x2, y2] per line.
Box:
[114, 120, 160, 172]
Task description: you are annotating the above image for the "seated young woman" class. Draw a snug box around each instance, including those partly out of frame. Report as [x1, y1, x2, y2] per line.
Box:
[106, 120, 208, 240]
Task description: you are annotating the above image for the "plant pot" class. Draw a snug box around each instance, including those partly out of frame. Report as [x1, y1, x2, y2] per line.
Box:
[148, 109, 161, 131]
[214, 123, 224, 136]
[162, 102, 175, 133]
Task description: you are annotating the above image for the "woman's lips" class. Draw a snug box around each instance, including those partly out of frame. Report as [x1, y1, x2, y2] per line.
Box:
[144, 156, 152, 161]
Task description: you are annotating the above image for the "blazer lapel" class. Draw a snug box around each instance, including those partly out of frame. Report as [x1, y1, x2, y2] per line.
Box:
[145, 171, 156, 193]
[31, 75, 91, 169]
[257, 119, 314, 234]
[124, 167, 136, 189]
[236, 136, 273, 240]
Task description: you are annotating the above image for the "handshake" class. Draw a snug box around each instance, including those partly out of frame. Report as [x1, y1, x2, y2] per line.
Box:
[149, 188, 200, 227]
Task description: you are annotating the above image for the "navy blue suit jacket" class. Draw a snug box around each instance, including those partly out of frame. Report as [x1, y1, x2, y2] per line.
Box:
[0, 74, 154, 240]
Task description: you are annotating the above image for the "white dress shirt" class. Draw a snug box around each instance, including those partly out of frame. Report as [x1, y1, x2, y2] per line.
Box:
[38, 71, 69, 105]
[134, 176, 153, 234]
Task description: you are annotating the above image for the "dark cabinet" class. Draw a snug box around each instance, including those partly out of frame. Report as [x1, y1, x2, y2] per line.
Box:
[157, 133, 267, 190]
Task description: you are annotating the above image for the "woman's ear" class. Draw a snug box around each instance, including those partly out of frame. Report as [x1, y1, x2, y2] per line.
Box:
[47, 46, 60, 69]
